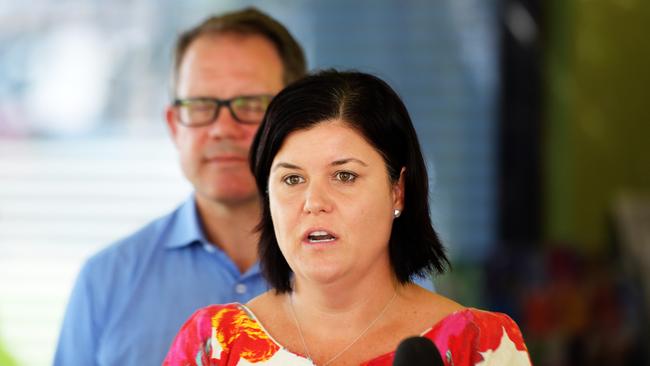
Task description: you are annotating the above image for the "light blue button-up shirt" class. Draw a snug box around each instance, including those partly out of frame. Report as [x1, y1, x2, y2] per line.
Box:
[54, 195, 435, 365]
[54, 196, 269, 366]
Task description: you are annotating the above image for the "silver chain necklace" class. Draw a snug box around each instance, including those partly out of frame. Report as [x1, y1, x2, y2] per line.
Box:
[288, 290, 398, 366]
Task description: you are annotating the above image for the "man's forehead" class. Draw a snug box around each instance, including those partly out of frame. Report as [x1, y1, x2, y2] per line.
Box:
[176, 33, 284, 97]
[181, 33, 281, 72]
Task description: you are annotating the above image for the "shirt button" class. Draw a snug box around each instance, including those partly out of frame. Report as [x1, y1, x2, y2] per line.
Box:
[235, 283, 247, 294]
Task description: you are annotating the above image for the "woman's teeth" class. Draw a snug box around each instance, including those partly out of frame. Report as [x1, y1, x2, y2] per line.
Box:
[307, 231, 336, 243]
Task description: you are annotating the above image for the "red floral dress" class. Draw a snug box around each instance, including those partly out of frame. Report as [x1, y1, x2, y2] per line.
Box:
[164, 303, 532, 366]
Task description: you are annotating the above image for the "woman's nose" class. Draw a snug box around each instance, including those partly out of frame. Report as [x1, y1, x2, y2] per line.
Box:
[302, 182, 333, 214]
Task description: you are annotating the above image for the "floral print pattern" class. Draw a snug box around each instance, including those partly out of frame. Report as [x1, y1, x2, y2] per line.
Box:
[164, 303, 532, 365]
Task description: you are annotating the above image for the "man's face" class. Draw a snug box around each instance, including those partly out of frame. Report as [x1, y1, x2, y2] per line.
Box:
[166, 33, 284, 207]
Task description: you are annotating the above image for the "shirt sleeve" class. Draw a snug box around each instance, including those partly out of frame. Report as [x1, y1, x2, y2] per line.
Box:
[442, 310, 532, 366]
[163, 306, 218, 366]
[53, 262, 101, 366]
[477, 313, 532, 366]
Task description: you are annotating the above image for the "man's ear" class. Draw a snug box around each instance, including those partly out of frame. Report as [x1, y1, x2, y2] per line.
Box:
[393, 167, 406, 212]
[165, 105, 180, 149]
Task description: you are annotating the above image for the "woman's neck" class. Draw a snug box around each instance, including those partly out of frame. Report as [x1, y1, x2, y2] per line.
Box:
[290, 270, 400, 320]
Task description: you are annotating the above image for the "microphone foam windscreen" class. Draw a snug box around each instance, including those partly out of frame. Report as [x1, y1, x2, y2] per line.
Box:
[393, 336, 444, 366]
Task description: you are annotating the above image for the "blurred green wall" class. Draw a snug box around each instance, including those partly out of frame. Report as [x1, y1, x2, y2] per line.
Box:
[545, 0, 650, 252]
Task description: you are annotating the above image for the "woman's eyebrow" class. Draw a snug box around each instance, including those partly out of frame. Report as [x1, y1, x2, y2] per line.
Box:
[331, 158, 368, 167]
[271, 162, 303, 172]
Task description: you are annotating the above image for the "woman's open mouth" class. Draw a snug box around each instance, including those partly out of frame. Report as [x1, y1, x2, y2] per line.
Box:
[305, 230, 337, 244]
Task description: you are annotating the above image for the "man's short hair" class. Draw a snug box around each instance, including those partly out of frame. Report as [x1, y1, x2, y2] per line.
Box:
[172, 7, 307, 90]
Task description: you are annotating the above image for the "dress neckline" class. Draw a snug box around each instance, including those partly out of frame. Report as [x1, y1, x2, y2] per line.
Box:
[235, 302, 472, 365]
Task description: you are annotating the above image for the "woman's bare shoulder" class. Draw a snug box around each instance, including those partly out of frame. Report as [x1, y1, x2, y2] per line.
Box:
[246, 291, 272, 308]
[246, 291, 290, 326]
[399, 284, 465, 325]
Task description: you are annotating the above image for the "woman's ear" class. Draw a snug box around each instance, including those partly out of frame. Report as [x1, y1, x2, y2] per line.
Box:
[392, 167, 406, 213]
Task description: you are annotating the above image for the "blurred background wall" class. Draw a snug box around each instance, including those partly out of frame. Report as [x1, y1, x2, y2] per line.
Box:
[493, 0, 650, 364]
[0, 0, 648, 365]
[0, 0, 497, 364]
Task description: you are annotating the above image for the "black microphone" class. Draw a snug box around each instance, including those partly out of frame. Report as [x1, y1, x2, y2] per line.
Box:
[393, 336, 444, 366]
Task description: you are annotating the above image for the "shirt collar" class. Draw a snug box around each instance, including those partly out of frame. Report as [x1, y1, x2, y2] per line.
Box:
[165, 194, 208, 249]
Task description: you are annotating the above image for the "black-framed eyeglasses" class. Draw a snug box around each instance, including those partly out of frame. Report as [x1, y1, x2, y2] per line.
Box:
[173, 94, 273, 127]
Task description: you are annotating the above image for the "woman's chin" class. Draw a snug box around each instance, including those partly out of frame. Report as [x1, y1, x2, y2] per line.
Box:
[297, 265, 347, 286]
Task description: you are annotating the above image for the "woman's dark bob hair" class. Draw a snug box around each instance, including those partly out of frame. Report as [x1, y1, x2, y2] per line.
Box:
[250, 70, 449, 293]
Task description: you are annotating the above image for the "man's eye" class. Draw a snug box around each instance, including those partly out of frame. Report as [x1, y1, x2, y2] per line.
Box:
[234, 97, 269, 112]
[283, 175, 304, 185]
[335, 171, 357, 183]
[237, 100, 263, 111]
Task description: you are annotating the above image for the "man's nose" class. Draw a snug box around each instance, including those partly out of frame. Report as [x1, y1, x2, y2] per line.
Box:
[206, 106, 245, 139]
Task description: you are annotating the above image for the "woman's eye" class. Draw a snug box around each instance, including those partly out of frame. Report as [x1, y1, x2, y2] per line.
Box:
[335, 171, 357, 183]
[283, 175, 304, 185]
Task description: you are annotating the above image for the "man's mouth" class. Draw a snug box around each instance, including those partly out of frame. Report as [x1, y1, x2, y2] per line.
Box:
[205, 155, 247, 162]
[203, 144, 249, 163]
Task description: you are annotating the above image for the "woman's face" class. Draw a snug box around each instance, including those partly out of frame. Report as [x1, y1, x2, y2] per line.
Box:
[268, 120, 404, 286]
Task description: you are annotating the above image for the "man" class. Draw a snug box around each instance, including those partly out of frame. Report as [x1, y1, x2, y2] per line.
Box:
[54, 8, 307, 365]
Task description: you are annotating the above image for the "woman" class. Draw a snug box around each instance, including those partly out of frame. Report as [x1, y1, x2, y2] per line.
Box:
[164, 70, 532, 365]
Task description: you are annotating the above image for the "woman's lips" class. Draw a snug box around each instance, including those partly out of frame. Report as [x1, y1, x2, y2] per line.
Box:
[302, 229, 338, 245]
